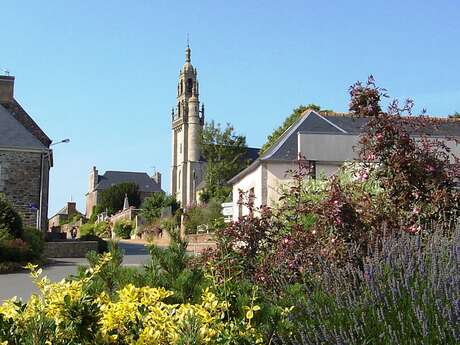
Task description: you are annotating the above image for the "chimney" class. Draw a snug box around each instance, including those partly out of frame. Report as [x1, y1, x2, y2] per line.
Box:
[89, 166, 98, 191]
[67, 202, 77, 216]
[0, 75, 14, 104]
[152, 171, 162, 188]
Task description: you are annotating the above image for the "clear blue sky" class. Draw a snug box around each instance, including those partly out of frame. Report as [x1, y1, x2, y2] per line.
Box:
[2, 0, 459, 216]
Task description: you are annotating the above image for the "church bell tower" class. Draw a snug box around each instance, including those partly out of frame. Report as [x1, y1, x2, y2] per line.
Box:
[171, 45, 205, 208]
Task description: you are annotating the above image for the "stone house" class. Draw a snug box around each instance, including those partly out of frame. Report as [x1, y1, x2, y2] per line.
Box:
[229, 110, 460, 221]
[48, 201, 83, 230]
[85, 166, 163, 218]
[0, 75, 52, 230]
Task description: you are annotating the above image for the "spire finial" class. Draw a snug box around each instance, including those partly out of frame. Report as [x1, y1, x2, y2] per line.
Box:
[185, 33, 191, 62]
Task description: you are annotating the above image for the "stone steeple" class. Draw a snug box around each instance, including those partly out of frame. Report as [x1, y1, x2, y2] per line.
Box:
[171, 46, 205, 208]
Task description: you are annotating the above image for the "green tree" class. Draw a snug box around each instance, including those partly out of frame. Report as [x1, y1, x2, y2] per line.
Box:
[0, 193, 23, 238]
[99, 182, 141, 215]
[200, 121, 249, 202]
[141, 192, 180, 223]
[260, 104, 328, 154]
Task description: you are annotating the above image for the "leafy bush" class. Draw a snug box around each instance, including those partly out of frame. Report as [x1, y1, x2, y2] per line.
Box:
[0, 228, 13, 242]
[78, 241, 144, 297]
[78, 234, 108, 253]
[0, 239, 29, 262]
[80, 221, 110, 238]
[78, 223, 95, 237]
[89, 205, 103, 223]
[94, 221, 110, 238]
[351, 76, 460, 232]
[113, 220, 133, 239]
[0, 228, 43, 264]
[21, 227, 44, 261]
[59, 213, 82, 226]
[205, 76, 460, 287]
[0, 254, 263, 344]
[183, 199, 224, 234]
[141, 192, 180, 224]
[0, 194, 23, 239]
[144, 227, 205, 304]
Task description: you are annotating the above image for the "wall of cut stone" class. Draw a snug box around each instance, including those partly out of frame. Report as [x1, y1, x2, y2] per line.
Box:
[0, 150, 49, 230]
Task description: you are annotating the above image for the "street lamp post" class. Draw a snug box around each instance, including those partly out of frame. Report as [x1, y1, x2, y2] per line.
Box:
[38, 138, 70, 230]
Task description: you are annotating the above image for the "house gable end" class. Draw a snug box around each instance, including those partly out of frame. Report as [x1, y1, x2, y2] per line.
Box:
[2, 99, 51, 147]
[0, 104, 47, 150]
[264, 111, 346, 161]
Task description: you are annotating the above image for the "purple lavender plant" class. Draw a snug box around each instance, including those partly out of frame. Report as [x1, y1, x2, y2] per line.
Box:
[273, 224, 460, 344]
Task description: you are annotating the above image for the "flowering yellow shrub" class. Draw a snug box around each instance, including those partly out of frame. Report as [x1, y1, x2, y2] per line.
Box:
[0, 254, 263, 344]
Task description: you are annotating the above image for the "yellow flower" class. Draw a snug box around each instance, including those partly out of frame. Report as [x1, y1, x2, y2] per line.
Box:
[244, 305, 260, 320]
[0, 297, 20, 320]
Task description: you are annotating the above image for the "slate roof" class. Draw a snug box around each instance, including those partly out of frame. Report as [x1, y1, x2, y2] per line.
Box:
[0, 104, 47, 150]
[95, 171, 163, 193]
[1, 99, 51, 147]
[242, 147, 260, 162]
[321, 113, 460, 137]
[262, 111, 346, 161]
[322, 114, 368, 134]
[262, 111, 460, 161]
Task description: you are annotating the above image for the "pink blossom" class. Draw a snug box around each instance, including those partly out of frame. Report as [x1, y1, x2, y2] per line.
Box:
[358, 172, 369, 182]
[407, 224, 421, 234]
[366, 153, 376, 161]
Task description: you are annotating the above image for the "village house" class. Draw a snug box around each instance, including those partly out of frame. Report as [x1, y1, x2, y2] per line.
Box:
[85, 166, 163, 217]
[48, 201, 83, 230]
[0, 75, 52, 230]
[229, 109, 460, 220]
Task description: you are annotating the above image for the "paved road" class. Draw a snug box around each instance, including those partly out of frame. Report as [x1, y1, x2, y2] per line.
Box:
[0, 240, 151, 302]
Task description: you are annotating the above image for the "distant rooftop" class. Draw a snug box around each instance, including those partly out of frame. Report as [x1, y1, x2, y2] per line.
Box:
[95, 170, 162, 193]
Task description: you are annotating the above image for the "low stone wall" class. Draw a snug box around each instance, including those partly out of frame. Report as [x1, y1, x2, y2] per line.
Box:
[44, 241, 98, 258]
[187, 233, 215, 243]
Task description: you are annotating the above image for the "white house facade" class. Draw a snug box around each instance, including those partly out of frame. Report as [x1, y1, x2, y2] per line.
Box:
[229, 110, 460, 221]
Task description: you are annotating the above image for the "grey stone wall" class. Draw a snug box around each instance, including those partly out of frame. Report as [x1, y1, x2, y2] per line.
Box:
[0, 149, 49, 230]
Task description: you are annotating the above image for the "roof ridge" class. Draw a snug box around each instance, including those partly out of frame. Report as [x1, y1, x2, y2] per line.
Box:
[321, 111, 459, 122]
[104, 170, 149, 174]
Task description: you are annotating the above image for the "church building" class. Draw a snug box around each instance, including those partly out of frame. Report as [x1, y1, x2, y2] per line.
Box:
[170, 46, 206, 208]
